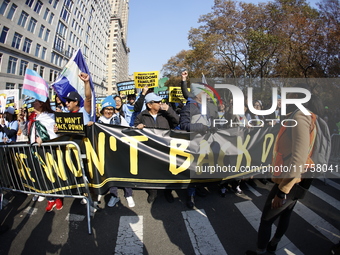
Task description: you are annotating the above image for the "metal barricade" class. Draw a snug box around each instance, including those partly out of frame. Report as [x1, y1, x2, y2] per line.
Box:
[0, 141, 94, 234]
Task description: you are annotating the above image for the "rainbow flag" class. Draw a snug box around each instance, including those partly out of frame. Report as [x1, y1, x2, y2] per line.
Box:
[23, 69, 48, 102]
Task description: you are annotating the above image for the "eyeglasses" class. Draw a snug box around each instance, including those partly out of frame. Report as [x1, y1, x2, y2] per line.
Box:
[104, 107, 114, 111]
[115, 100, 122, 103]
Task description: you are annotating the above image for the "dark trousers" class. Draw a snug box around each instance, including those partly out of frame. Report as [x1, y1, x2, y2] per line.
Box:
[257, 184, 297, 250]
[109, 187, 133, 197]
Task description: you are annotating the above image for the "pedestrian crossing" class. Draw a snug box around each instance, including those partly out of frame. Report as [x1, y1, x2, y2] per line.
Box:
[110, 179, 340, 255]
[12, 178, 340, 255]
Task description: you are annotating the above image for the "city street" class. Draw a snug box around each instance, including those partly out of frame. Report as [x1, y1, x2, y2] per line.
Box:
[0, 177, 339, 255]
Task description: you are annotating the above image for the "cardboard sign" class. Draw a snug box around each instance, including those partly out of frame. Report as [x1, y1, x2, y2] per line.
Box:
[133, 71, 159, 88]
[116, 80, 135, 96]
[169, 87, 188, 103]
[55, 112, 84, 134]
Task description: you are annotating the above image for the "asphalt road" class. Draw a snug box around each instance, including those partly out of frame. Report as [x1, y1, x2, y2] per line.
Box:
[0, 177, 339, 255]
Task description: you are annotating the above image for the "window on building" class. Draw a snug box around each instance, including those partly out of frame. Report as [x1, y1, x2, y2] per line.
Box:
[22, 38, 32, 53]
[0, 0, 9, 15]
[18, 84, 23, 98]
[0, 26, 9, 43]
[61, 8, 70, 23]
[57, 21, 66, 38]
[35, 43, 41, 57]
[43, 8, 50, 20]
[19, 60, 28, 75]
[41, 47, 46, 60]
[25, 0, 34, 7]
[27, 17, 37, 33]
[11, 32, 22, 49]
[6, 83, 15, 89]
[48, 12, 54, 24]
[65, 0, 73, 9]
[7, 56, 17, 74]
[53, 0, 59, 9]
[39, 66, 44, 77]
[44, 29, 50, 41]
[34, 0, 43, 14]
[54, 35, 64, 53]
[17, 11, 29, 27]
[38, 25, 45, 38]
[6, 3, 17, 20]
[33, 64, 38, 71]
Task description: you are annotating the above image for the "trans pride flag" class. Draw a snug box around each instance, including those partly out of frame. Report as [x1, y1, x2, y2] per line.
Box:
[23, 69, 48, 102]
[52, 48, 96, 119]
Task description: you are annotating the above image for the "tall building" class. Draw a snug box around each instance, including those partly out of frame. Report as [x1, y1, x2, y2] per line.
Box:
[0, 0, 111, 103]
[107, 0, 130, 96]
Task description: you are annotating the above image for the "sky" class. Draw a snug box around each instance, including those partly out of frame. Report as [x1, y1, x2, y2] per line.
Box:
[127, 0, 319, 76]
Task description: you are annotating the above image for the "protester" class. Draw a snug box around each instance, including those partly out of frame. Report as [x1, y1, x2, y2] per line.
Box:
[122, 93, 137, 126]
[134, 92, 179, 203]
[179, 71, 217, 209]
[246, 84, 324, 255]
[113, 95, 129, 126]
[63, 72, 92, 125]
[0, 107, 19, 143]
[26, 98, 61, 211]
[54, 94, 68, 113]
[89, 96, 135, 208]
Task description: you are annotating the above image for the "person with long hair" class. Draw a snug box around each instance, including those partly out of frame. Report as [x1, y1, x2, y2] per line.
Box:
[26, 98, 61, 211]
[0, 107, 19, 143]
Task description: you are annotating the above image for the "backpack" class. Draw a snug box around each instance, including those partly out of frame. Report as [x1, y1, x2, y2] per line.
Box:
[288, 110, 331, 167]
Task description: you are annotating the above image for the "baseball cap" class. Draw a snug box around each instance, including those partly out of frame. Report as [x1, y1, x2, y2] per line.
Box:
[63, 91, 81, 102]
[5, 106, 15, 115]
[145, 93, 163, 103]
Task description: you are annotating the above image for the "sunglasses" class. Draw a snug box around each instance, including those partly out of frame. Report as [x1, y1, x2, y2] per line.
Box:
[104, 107, 114, 111]
[151, 101, 162, 104]
[66, 100, 76, 103]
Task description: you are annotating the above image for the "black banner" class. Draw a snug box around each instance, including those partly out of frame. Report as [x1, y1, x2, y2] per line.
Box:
[0, 124, 280, 195]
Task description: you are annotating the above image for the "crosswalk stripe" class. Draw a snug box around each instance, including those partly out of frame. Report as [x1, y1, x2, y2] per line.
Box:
[65, 214, 85, 221]
[294, 201, 340, 244]
[317, 177, 340, 191]
[23, 207, 38, 216]
[182, 209, 227, 255]
[235, 201, 303, 255]
[114, 216, 143, 255]
[246, 183, 262, 197]
[308, 185, 340, 211]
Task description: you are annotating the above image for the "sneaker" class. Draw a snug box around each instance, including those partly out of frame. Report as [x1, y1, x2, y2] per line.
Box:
[220, 187, 227, 197]
[45, 200, 56, 212]
[164, 190, 174, 203]
[38, 196, 45, 202]
[80, 198, 87, 205]
[107, 196, 120, 207]
[267, 241, 278, 253]
[147, 190, 157, 204]
[126, 196, 135, 207]
[55, 198, 63, 210]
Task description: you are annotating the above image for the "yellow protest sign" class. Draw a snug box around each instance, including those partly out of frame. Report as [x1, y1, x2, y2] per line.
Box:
[133, 71, 159, 88]
[169, 87, 189, 103]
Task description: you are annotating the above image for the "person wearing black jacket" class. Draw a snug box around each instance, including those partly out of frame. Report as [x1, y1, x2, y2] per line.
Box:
[134, 92, 179, 203]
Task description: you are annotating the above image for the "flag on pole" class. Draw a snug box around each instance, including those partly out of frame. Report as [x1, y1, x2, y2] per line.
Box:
[23, 69, 49, 102]
[52, 48, 96, 120]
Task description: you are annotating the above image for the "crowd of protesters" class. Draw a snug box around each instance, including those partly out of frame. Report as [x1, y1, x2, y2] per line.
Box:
[1, 71, 339, 219]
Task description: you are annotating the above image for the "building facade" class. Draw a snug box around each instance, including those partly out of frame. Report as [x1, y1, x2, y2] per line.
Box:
[106, 0, 130, 96]
[0, 0, 111, 104]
